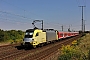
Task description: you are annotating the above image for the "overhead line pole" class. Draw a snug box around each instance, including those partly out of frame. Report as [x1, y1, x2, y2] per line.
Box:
[42, 20, 43, 30]
[61, 25, 63, 31]
[84, 20, 85, 32]
[79, 6, 86, 32]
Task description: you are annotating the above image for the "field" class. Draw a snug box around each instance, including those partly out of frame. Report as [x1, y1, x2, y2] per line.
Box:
[78, 33, 90, 59]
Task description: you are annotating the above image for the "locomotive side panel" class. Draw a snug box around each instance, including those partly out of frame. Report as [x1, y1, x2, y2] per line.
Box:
[32, 29, 46, 46]
[37, 32, 46, 44]
[46, 31, 57, 42]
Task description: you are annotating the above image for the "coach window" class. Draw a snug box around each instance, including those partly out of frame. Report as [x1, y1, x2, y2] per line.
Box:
[60, 34, 63, 36]
[65, 34, 67, 36]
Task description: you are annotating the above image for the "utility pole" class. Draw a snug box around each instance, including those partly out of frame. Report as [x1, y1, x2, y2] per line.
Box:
[84, 20, 85, 32]
[79, 6, 86, 32]
[61, 25, 63, 31]
[68, 25, 71, 32]
[69, 25, 70, 31]
[42, 20, 43, 30]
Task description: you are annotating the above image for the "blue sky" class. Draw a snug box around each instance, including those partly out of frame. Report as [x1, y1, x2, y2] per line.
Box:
[0, 0, 90, 31]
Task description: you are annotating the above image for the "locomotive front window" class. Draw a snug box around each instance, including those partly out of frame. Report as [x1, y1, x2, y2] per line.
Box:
[25, 35, 33, 38]
[25, 32, 33, 38]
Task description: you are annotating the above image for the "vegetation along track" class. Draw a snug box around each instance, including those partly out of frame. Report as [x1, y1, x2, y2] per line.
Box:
[0, 35, 81, 60]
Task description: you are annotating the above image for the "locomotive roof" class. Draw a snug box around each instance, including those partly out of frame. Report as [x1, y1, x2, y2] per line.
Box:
[26, 29, 34, 32]
[26, 28, 42, 32]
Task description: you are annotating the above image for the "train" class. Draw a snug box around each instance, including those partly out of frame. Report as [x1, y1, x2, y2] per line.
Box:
[20, 28, 79, 48]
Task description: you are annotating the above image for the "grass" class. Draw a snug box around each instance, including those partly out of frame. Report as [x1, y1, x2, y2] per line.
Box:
[78, 33, 90, 60]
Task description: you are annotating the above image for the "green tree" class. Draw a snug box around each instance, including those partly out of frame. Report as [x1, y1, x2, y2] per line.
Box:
[0, 29, 24, 42]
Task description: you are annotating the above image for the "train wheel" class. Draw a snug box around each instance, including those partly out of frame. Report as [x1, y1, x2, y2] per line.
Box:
[33, 45, 36, 49]
[40, 44, 44, 47]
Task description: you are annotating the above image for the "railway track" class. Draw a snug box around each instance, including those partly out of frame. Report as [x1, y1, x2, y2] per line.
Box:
[0, 44, 19, 52]
[0, 35, 81, 60]
[21, 35, 80, 60]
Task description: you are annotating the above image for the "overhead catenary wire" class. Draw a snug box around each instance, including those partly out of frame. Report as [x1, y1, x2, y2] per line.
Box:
[0, 11, 64, 26]
[0, 10, 82, 31]
[0, 16, 82, 30]
[0, 10, 62, 28]
[0, 0, 85, 31]
[1, 0, 76, 24]
[0, 0, 44, 21]
[0, 10, 34, 26]
[0, 0, 66, 27]
[0, 10, 33, 20]
[0, 18, 31, 25]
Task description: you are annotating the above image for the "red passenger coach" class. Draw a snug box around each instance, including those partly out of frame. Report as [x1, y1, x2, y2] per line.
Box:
[64, 32, 69, 38]
[58, 32, 64, 39]
[74, 32, 79, 36]
[68, 32, 71, 37]
[58, 31, 79, 40]
[58, 32, 69, 39]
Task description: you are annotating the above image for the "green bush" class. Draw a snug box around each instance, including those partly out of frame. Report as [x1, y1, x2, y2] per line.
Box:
[0, 29, 24, 42]
[58, 45, 81, 60]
